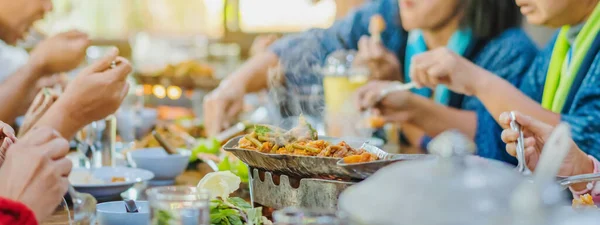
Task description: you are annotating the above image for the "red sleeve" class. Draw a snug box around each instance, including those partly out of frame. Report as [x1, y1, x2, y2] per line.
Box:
[0, 197, 38, 225]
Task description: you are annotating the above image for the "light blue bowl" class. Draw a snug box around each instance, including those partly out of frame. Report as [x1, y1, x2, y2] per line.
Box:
[127, 148, 189, 185]
[97, 201, 150, 225]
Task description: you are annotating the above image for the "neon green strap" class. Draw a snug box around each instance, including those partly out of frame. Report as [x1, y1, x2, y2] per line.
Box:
[542, 3, 600, 112]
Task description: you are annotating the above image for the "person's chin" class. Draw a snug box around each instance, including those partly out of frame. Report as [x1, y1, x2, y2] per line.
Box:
[525, 15, 554, 27]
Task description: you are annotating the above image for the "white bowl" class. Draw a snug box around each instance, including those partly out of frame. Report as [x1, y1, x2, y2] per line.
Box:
[70, 167, 154, 199]
[97, 201, 150, 225]
[127, 148, 189, 185]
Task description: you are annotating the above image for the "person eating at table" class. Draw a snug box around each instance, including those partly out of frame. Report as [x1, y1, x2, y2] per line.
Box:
[204, 0, 537, 145]
[0, 0, 133, 223]
[353, 0, 539, 161]
[0, 29, 90, 123]
[403, 0, 600, 162]
[499, 111, 600, 204]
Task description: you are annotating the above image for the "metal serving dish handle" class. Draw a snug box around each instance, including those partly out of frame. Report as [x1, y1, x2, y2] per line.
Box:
[336, 143, 436, 180]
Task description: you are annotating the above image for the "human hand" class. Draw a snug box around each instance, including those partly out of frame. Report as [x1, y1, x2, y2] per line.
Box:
[18, 89, 59, 138]
[203, 81, 245, 136]
[409, 47, 489, 96]
[54, 47, 131, 128]
[0, 121, 16, 167]
[250, 35, 278, 57]
[499, 111, 593, 179]
[0, 127, 71, 222]
[355, 80, 414, 124]
[355, 36, 401, 81]
[28, 30, 90, 75]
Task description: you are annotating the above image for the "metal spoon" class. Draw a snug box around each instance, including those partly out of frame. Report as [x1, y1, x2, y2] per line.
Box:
[559, 173, 600, 189]
[375, 82, 416, 105]
[124, 199, 139, 213]
[510, 112, 532, 175]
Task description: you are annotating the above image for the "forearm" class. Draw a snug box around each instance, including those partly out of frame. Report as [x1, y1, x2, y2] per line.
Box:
[32, 100, 82, 139]
[405, 94, 477, 139]
[475, 72, 561, 126]
[0, 63, 42, 122]
[224, 51, 280, 93]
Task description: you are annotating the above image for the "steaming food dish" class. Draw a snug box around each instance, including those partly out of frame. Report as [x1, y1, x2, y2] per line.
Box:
[235, 118, 378, 163]
[573, 194, 597, 208]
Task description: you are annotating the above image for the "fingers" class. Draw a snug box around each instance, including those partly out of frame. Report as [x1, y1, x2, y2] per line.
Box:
[499, 111, 554, 137]
[20, 127, 61, 146]
[61, 30, 88, 39]
[103, 56, 132, 81]
[27, 91, 45, 115]
[501, 129, 519, 144]
[204, 95, 225, 136]
[224, 101, 243, 129]
[83, 47, 119, 73]
[54, 158, 73, 177]
[410, 52, 444, 88]
[506, 143, 516, 157]
[44, 137, 70, 160]
[355, 82, 381, 110]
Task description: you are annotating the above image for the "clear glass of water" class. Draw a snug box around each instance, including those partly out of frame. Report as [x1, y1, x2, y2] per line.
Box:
[273, 207, 349, 225]
[147, 186, 210, 225]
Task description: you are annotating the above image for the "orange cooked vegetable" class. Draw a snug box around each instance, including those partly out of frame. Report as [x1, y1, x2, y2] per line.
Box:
[573, 194, 597, 208]
[343, 155, 363, 164]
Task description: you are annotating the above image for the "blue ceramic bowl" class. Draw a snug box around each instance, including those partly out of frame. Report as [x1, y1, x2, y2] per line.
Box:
[97, 201, 150, 225]
[127, 148, 189, 185]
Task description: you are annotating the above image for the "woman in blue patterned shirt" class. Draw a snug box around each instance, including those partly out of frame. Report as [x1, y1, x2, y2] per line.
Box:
[204, 0, 538, 163]
[406, 0, 600, 163]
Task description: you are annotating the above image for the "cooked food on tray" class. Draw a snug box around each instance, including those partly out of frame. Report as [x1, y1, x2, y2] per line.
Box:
[573, 194, 597, 208]
[235, 117, 378, 163]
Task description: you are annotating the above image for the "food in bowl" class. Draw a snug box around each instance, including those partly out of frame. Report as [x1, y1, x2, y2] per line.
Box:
[69, 170, 126, 185]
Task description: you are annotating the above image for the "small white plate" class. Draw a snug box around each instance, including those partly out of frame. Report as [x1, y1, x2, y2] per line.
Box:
[70, 167, 154, 199]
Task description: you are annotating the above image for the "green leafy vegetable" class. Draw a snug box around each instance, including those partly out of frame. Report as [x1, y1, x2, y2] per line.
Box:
[153, 209, 173, 225]
[209, 197, 266, 225]
[217, 156, 249, 183]
[253, 125, 273, 136]
[190, 137, 221, 162]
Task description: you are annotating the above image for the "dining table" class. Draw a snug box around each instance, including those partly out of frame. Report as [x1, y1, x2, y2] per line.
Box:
[42, 163, 215, 225]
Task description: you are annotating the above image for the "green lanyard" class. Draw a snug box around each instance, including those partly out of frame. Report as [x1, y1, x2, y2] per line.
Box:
[542, 3, 600, 113]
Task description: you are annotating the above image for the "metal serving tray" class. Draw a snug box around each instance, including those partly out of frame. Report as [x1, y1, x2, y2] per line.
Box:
[224, 136, 433, 180]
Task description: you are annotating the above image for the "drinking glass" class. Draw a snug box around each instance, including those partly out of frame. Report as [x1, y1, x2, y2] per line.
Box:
[273, 207, 349, 225]
[147, 186, 210, 225]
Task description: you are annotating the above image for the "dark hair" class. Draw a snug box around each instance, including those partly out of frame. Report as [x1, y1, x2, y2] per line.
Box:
[462, 0, 523, 39]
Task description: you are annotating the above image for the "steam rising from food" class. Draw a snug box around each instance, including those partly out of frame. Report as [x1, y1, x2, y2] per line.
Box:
[266, 31, 368, 137]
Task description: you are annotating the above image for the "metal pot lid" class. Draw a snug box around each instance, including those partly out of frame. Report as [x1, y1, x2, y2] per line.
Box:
[318, 49, 369, 77]
[338, 131, 528, 225]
